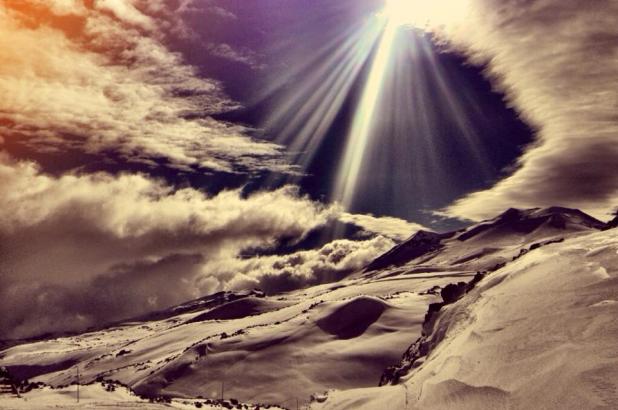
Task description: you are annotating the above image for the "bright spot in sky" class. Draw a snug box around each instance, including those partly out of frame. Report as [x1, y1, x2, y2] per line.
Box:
[383, 0, 469, 29]
[334, 20, 397, 210]
[261, 0, 479, 223]
[333, 0, 473, 214]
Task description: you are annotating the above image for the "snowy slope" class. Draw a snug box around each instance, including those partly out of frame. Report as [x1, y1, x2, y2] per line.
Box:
[364, 207, 605, 276]
[313, 227, 618, 409]
[0, 207, 613, 409]
[0, 383, 222, 410]
[0, 275, 452, 406]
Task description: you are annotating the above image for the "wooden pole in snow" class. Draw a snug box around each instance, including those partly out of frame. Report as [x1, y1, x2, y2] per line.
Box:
[76, 366, 80, 403]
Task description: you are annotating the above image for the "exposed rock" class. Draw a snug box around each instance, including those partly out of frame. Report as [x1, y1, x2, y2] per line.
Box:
[441, 282, 468, 304]
[365, 230, 449, 271]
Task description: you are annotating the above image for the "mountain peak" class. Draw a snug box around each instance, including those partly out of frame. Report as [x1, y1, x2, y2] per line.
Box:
[457, 206, 605, 242]
[364, 229, 447, 271]
[365, 206, 606, 272]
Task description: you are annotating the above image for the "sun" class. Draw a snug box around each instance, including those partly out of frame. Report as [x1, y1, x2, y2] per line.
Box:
[383, 0, 469, 30]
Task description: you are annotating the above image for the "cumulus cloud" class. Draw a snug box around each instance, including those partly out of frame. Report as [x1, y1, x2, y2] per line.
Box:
[202, 236, 396, 294]
[0, 1, 291, 173]
[0, 154, 336, 338]
[440, 0, 618, 220]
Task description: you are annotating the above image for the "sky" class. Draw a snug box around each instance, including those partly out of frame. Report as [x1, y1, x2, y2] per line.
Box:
[0, 0, 616, 339]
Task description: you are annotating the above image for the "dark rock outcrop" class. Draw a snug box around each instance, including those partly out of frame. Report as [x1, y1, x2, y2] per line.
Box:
[380, 271, 497, 385]
[604, 210, 618, 230]
[365, 230, 450, 271]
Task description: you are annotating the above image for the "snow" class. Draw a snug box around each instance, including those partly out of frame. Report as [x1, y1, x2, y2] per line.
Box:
[313, 228, 618, 409]
[1, 270, 455, 406]
[0, 383, 234, 409]
[1, 208, 615, 409]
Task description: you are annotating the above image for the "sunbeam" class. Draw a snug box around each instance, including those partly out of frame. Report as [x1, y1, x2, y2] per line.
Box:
[254, 18, 385, 175]
[251, 0, 523, 228]
[333, 13, 397, 209]
[332, 0, 485, 214]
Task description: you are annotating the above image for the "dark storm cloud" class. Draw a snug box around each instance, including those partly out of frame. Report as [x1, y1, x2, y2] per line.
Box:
[0, 254, 206, 338]
[442, 0, 618, 220]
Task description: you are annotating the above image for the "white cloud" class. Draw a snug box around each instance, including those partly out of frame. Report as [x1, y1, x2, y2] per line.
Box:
[440, 0, 618, 221]
[94, 0, 156, 30]
[339, 212, 426, 241]
[0, 1, 291, 174]
[207, 43, 266, 70]
[0, 154, 336, 338]
[205, 5, 237, 20]
[29, 0, 88, 15]
[203, 235, 396, 294]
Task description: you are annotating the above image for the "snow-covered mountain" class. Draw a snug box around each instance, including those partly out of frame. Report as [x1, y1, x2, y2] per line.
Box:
[1, 207, 616, 409]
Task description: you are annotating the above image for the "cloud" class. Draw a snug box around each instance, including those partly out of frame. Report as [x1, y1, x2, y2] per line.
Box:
[0, 154, 336, 339]
[207, 43, 266, 70]
[0, 1, 413, 341]
[0, 153, 406, 339]
[95, 0, 156, 30]
[1, 254, 207, 339]
[205, 5, 238, 21]
[202, 236, 396, 294]
[0, 1, 291, 174]
[28, 0, 88, 15]
[339, 212, 425, 241]
[439, 0, 618, 220]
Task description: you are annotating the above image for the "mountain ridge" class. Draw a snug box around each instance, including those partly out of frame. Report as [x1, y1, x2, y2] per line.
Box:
[364, 206, 607, 273]
[1, 206, 616, 409]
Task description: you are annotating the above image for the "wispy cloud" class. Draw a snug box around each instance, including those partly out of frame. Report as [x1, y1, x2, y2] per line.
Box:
[440, 0, 618, 220]
[207, 42, 266, 70]
[339, 212, 425, 241]
[0, 1, 290, 174]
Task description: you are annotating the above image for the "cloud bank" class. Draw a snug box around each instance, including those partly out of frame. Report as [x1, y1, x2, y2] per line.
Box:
[0, 154, 416, 339]
[203, 236, 396, 295]
[0, 154, 338, 338]
[440, 0, 618, 220]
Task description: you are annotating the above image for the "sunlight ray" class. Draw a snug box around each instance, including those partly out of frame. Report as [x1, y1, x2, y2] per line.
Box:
[257, 18, 386, 177]
[333, 16, 398, 208]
